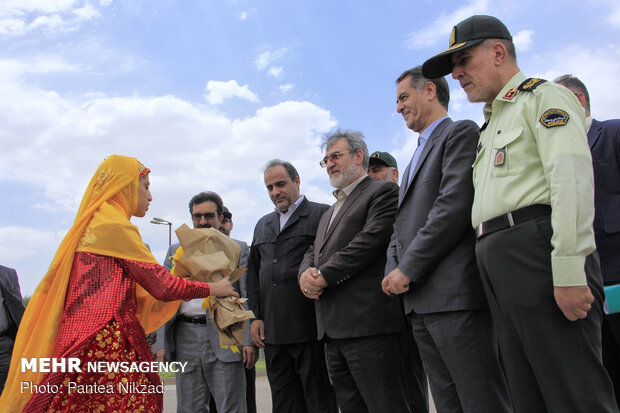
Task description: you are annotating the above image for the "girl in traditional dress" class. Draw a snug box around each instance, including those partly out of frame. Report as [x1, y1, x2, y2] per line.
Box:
[0, 155, 236, 412]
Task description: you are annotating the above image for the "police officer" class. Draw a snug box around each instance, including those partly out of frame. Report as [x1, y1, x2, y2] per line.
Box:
[422, 15, 618, 413]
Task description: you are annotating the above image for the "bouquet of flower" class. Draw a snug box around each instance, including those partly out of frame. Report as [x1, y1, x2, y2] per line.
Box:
[171, 224, 254, 348]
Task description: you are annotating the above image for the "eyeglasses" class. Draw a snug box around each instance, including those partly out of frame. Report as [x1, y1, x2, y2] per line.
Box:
[320, 150, 354, 168]
[192, 212, 217, 220]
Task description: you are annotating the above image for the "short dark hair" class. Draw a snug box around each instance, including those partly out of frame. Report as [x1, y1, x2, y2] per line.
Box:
[322, 129, 369, 170]
[188, 191, 224, 216]
[263, 159, 299, 181]
[396, 66, 450, 110]
[554, 74, 591, 113]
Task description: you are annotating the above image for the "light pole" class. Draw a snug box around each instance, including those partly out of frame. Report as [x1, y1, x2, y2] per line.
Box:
[150, 217, 172, 247]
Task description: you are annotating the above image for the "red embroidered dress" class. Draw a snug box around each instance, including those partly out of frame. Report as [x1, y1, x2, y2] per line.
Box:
[24, 252, 210, 412]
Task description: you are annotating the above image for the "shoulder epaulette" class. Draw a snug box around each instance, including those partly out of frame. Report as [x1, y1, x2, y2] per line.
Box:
[518, 78, 547, 91]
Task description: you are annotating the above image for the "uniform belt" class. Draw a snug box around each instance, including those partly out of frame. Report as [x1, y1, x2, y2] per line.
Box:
[179, 314, 207, 324]
[475, 204, 551, 240]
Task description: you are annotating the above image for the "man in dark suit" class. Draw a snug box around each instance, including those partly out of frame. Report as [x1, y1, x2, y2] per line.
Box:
[161, 191, 257, 413]
[0, 265, 25, 391]
[247, 159, 337, 413]
[299, 130, 411, 413]
[382, 66, 511, 413]
[555, 74, 620, 405]
[368, 150, 429, 413]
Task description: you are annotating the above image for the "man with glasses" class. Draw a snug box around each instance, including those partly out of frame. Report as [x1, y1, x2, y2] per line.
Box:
[299, 129, 411, 413]
[162, 191, 257, 412]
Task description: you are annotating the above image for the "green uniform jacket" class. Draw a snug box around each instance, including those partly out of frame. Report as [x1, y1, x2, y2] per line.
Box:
[472, 71, 595, 287]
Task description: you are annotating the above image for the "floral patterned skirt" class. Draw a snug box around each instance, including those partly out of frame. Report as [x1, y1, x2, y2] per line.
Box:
[35, 320, 163, 412]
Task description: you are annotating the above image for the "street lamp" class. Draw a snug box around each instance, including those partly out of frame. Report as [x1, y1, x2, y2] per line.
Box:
[150, 217, 172, 247]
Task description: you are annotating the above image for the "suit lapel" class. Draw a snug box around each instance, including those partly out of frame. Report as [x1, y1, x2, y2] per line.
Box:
[321, 176, 371, 249]
[399, 118, 451, 208]
[280, 197, 308, 234]
[264, 211, 280, 237]
[588, 119, 602, 149]
[315, 206, 332, 255]
[399, 162, 412, 204]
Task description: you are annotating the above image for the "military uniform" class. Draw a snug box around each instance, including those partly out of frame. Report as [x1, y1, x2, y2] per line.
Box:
[473, 71, 618, 412]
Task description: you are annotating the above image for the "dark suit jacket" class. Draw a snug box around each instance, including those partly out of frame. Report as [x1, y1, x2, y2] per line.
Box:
[299, 176, 406, 340]
[161, 239, 251, 363]
[589, 118, 620, 284]
[0, 265, 25, 373]
[247, 197, 329, 345]
[385, 118, 487, 315]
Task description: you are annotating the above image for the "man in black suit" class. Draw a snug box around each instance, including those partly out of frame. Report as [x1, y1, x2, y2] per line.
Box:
[0, 265, 25, 391]
[555, 74, 620, 405]
[299, 130, 410, 413]
[382, 66, 511, 412]
[247, 160, 337, 413]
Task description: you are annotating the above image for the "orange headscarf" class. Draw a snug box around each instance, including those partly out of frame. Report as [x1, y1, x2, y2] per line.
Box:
[0, 155, 180, 412]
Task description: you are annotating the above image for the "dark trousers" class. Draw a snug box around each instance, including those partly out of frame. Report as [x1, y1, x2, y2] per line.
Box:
[264, 341, 337, 413]
[325, 333, 411, 413]
[476, 216, 618, 413]
[411, 311, 512, 413]
[603, 312, 620, 408]
[399, 318, 429, 413]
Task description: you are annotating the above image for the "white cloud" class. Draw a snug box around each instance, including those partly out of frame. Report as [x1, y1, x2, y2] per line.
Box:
[0, 70, 337, 291]
[0, 0, 78, 16]
[0, 18, 26, 34]
[255, 47, 288, 71]
[0, 226, 65, 261]
[533, 43, 620, 121]
[268, 66, 283, 78]
[278, 84, 294, 94]
[0, 0, 106, 35]
[404, 0, 489, 49]
[204, 80, 260, 105]
[513, 29, 534, 51]
[30, 14, 65, 30]
[73, 4, 101, 21]
[240, 10, 248, 20]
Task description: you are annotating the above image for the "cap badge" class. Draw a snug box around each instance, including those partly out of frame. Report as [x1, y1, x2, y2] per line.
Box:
[449, 27, 456, 47]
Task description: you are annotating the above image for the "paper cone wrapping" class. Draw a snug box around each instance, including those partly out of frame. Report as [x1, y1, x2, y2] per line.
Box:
[174, 224, 255, 346]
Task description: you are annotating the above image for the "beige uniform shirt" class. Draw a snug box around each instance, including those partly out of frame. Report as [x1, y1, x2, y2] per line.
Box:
[472, 71, 595, 287]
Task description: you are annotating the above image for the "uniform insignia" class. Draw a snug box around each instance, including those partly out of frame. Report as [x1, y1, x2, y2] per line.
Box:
[540, 109, 569, 128]
[494, 148, 506, 166]
[503, 88, 517, 100]
[518, 78, 547, 91]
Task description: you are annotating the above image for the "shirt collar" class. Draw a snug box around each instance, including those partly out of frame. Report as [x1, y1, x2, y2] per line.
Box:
[333, 174, 367, 200]
[484, 71, 527, 121]
[276, 194, 305, 216]
[420, 116, 448, 142]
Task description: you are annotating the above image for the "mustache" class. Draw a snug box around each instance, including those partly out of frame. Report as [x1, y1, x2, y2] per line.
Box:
[195, 223, 212, 229]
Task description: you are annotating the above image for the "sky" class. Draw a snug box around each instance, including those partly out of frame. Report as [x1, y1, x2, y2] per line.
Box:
[1, 0, 620, 296]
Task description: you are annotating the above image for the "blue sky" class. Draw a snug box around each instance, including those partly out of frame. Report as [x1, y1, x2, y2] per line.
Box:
[2, 0, 620, 296]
